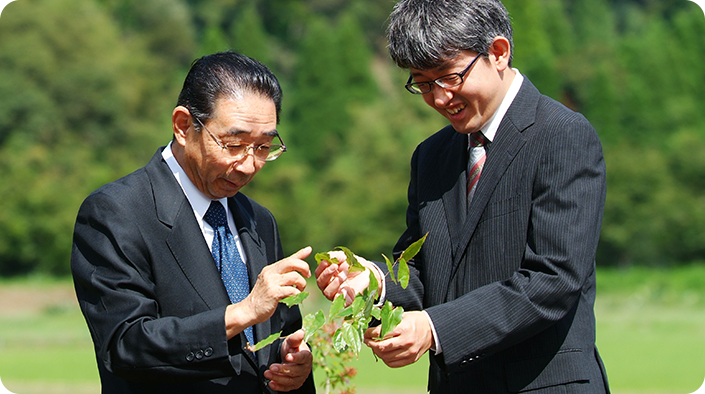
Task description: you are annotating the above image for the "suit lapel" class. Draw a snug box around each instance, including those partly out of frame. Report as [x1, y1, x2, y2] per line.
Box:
[440, 131, 470, 258]
[146, 150, 270, 369]
[449, 79, 539, 276]
[229, 196, 271, 368]
[146, 150, 231, 309]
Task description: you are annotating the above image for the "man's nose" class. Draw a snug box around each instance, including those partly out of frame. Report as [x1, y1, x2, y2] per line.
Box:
[233, 152, 258, 174]
[432, 84, 453, 107]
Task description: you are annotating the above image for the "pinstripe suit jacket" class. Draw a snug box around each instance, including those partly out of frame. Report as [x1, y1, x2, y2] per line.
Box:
[71, 149, 315, 394]
[384, 78, 610, 393]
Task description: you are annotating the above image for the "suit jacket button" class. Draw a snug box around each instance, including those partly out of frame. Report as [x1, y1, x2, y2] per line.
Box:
[195, 350, 204, 360]
[186, 352, 195, 362]
[204, 347, 213, 357]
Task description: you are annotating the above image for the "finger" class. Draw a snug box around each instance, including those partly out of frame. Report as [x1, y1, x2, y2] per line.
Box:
[281, 271, 308, 292]
[283, 348, 313, 365]
[314, 260, 334, 278]
[274, 257, 311, 278]
[315, 263, 338, 289]
[364, 326, 381, 341]
[264, 368, 297, 389]
[322, 275, 344, 300]
[291, 246, 313, 260]
[283, 329, 305, 352]
[282, 246, 313, 277]
[327, 250, 347, 262]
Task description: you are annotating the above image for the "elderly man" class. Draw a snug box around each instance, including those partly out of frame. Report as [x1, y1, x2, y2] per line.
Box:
[316, 1, 610, 393]
[72, 51, 315, 394]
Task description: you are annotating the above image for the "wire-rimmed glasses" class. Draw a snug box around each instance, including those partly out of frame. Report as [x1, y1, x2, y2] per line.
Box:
[194, 117, 287, 162]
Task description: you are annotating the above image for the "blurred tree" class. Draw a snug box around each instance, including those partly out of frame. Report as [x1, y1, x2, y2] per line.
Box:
[0, 0, 177, 275]
[1, 0, 705, 275]
[231, 3, 272, 66]
[198, 22, 231, 58]
[505, 0, 562, 99]
[287, 11, 378, 167]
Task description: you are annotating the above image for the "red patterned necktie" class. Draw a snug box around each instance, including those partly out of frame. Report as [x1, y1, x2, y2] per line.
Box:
[467, 131, 487, 201]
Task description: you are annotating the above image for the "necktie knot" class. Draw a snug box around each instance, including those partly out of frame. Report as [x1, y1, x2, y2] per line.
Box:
[467, 131, 487, 200]
[469, 131, 487, 148]
[204, 201, 228, 229]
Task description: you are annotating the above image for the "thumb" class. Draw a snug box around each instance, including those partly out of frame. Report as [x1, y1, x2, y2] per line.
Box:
[284, 329, 305, 351]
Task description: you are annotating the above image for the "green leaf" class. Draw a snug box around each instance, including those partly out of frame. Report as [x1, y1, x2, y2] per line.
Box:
[389, 306, 404, 334]
[382, 253, 396, 284]
[370, 305, 382, 320]
[368, 268, 379, 294]
[314, 252, 330, 265]
[336, 246, 366, 273]
[336, 305, 353, 318]
[342, 322, 362, 355]
[351, 294, 365, 318]
[251, 331, 281, 352]
[379, 301, 404, 340]
[329, 295, 345, 321]
[379, 301, 393, 339]
[303, 310, 326, 343]
[398, 259, 409, 289]
[333, 328, 347, 352]
[280, 291, 309, 307]
[315, 252, 339, 266]
[399, 233, 428, 264]
[363, 288, 377, 319]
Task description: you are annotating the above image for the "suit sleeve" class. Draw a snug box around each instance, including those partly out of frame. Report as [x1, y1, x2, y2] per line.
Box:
[398, 114, 606, 369]
[71, 191, 236, 383]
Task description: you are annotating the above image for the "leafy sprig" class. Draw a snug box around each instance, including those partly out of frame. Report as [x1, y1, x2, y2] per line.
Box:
[248, 234, 427, 394]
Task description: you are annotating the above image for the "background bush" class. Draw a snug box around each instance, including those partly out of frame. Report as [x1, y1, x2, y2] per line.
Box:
[0, 0, 704, 275]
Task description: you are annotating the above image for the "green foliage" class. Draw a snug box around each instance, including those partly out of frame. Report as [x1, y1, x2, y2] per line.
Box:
[255, 240, 424, 393]
[230, 3, 272, 65]
[0, 0, 176, 275]
[1, 0, 705, 276]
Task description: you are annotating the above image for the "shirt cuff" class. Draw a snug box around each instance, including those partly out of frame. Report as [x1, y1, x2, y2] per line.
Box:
[423, 310, 442, 355]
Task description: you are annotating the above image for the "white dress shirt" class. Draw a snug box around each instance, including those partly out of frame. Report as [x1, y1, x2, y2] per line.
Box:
[161, 142, 248, 264]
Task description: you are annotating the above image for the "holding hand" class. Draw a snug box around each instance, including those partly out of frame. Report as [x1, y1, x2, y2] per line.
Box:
[363, 311, 433, 368]
[264, 329, 313, 392]
[314, 251, 380, 305]
[225, 247, 312, 339]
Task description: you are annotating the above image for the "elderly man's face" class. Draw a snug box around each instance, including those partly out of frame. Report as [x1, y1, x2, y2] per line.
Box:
[178, 94, 278, 199]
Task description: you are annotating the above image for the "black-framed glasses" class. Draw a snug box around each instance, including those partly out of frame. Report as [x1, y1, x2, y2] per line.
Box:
[194, 117, 287, 162]
[405, 53, 484, 94]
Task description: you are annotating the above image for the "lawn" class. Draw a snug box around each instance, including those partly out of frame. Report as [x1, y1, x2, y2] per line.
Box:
[1, 266, 704, 394]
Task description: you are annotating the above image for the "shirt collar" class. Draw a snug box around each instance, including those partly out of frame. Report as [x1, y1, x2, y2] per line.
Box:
[475, 69, 524, 144]
[162, 142, 229, 224]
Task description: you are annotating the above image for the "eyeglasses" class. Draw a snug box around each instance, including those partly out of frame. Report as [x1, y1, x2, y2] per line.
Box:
[405, 53, 484, 95]
[194, 117, 287, 162]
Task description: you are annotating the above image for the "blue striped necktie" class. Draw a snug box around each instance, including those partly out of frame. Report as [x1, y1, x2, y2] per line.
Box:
[203, 201, 255, 347]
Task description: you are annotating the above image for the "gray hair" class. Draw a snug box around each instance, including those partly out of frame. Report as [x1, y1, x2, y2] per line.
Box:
[387, 0, 514, 70]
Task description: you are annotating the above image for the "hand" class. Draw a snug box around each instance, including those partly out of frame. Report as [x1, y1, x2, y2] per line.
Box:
[363, 311, 433, 368]
[264, 329, 313, 392]
[225, 247, 311, 339]
[315, 251, 379, 305]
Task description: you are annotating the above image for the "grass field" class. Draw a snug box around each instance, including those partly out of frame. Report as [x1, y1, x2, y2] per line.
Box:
[1, 266, 704, 394]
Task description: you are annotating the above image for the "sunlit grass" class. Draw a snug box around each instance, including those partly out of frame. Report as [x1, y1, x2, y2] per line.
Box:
[1, 266, 704, 394]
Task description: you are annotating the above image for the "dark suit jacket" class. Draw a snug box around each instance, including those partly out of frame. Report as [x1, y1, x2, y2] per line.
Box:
[71, 148, 315, 394]
[384, 78, 610, 393]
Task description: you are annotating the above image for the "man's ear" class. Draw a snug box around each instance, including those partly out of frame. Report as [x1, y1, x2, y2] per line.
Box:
[488, 36, 511, 72]
[172, 106, 192, 147]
